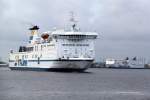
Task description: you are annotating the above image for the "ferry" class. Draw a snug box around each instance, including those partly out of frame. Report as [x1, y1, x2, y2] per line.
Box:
[9, 15, 98, 71]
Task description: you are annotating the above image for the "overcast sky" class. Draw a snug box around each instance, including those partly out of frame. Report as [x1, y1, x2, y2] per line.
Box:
[0, 0, 150, 62]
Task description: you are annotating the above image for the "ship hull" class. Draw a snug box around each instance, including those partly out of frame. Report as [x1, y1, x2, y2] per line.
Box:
[9, 60, 93, 72]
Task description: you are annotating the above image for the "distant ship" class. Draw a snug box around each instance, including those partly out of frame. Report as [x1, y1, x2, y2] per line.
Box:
[0, 59, 8, 67]
[9, 15, 98, 71]
[105, 57, 146, 68]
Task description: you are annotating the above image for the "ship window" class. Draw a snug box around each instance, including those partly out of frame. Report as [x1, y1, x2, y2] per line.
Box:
[40, 54, 42, 58]
[47, 44, 55, 47]
[26, 47, 33, 52]
[63, 44, 89, 46]
[35, 55, 38, 58]
[29, 36, 33, 40]
[15, 56, 19, 60]
[41, 45, 47, 51]
[19, 46, 27, 52]
[38, 57, 40, 64]
[25, 55, 28, 58]
[64, 50, 68, 53]
[36, 46, 38, 51]
[41, 45, 43, 51]
[35, 46, 38, 51]
[90, 50, 93, 52]
[22, 55, 24, 59]
[54, 36, 57, 38]
[32, 55, 34, 58]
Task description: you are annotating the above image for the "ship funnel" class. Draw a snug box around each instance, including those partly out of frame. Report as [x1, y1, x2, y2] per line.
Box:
[28, 25, 40, 44]
[29, 25, 39, 35]
[29, 25, 39, 30]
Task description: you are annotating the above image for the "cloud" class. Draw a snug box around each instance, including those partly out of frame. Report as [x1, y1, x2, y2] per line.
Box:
[0, 0, 150, 61]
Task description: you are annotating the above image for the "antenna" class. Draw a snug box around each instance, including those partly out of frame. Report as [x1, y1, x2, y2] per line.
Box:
[69, 11, 78, 31]
[69, 11, 77, 23]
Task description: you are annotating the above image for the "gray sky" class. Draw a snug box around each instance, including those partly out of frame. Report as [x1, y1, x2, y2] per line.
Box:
[0, 0, 150, 62]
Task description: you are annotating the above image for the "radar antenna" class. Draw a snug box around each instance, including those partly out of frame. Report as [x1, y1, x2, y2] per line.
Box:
[70, 11, 77, 22]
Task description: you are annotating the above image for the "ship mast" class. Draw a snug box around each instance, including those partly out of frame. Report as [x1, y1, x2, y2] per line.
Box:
[69, 12, 78, 31]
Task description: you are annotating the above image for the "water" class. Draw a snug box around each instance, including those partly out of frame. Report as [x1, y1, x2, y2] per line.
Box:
[0, 67, 150, 100]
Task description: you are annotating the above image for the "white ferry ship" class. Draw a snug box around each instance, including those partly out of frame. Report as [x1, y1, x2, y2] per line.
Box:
[9, 16, 98, 71]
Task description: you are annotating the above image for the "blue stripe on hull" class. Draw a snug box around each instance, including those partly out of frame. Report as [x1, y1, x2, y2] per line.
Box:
[9, 67, 87, 72]
[9, 59, 94, 62]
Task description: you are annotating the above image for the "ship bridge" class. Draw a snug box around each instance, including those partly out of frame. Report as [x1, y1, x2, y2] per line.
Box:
[50, 30, 98, 60]
[51, 31, 98, 40]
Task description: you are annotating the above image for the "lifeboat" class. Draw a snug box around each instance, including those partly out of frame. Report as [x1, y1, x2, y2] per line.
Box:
[41, 34, 49, 40]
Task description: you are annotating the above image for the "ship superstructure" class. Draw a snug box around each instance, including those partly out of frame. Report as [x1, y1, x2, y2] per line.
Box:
[9, 16, 98, 71]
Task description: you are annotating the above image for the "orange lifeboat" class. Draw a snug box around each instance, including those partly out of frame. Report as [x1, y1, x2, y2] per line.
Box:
[41, 34, 49, 40]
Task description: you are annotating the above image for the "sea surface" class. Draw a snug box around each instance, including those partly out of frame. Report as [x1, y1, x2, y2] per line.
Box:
[0, 67, 150, 100]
